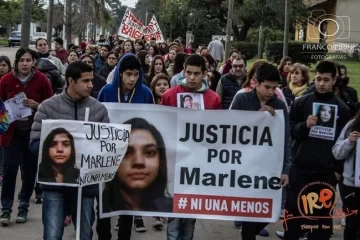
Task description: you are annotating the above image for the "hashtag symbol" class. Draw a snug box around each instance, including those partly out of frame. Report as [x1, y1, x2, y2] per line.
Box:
[178, 197, 188, 209]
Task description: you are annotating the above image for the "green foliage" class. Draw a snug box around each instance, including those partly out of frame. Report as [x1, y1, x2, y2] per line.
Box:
[265, 41, 328, 66]
[246, 28, 284, 42]
[231, 41, 258, 60]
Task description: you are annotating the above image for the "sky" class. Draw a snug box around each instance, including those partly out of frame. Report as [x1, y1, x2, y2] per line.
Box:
[122, 0, 137, 8]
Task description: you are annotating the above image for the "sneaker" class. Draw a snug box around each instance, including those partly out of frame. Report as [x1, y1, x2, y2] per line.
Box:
[0, 212, 10, 226]
[114, 223, 119, 231]
[152, 217, 164, 230]
[134, 218, 146, 232]
[35, 194, 42, 204]
[15, 211, 27, 223]
[341, 217, 346, 226]
[234, 221, 242, 229]
[64, 215, 72, 226]
[258, 228, 269, 237]
[275, 231, 284, 239]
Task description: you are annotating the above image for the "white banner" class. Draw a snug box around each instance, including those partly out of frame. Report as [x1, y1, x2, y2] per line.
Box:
[4, 92, 32, 123]
[118, 8, 165, 42]
[99, 103, 284, 222]
[37, 120, 131, 187]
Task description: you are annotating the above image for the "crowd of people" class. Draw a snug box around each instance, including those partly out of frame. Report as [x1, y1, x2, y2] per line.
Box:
[0, 33, 359, 240]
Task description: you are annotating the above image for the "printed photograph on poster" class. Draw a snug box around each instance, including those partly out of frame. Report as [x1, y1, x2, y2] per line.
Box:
[37, 120, 131, 187]
[100, 110, 177, 216]
[309, 103, 338, 140]
[177, 93, 205, 110]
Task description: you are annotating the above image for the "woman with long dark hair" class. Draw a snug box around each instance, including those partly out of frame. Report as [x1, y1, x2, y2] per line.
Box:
[0, 48, 53, 225]
[333, 111, 360, 239]
[122, 40, 136, 54]
[148, 55, 168, 84]
[100, 118, 173, 236]
[102, 117, 172, 212]
[203, 54, 221, 92]
[38, 128, 79, 184]
[278, 56, 293, 88]
[0, 56, 11, 79]
[136, 50, 151, 86]
[316, 104, 336, 128]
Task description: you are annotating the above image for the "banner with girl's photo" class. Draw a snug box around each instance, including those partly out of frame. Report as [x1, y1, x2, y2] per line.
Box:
[99, 103, 285, 222]
[309, 103, 338, 140]
[37, 120, 131, 187]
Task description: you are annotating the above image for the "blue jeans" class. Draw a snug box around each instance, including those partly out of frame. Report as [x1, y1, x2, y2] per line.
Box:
[1, 130, 37, 214]
[42, 190, 95, 240]
[167, 218, 196, 240]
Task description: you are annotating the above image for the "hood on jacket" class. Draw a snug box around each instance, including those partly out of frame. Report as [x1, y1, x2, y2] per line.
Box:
[36, 58, 57, 72]
[112, 53, 143, 92]
[176, 77, 209, 93]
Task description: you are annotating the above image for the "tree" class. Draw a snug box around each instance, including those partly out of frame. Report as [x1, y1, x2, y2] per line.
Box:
[20, 0, 32, 48]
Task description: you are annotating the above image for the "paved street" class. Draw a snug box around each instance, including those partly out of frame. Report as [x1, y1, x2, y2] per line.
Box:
[0, 46, 345, 239]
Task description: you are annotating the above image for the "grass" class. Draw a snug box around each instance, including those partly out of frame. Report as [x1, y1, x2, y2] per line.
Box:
[245, 59, 360, 97]
[0, 39, 7, 46]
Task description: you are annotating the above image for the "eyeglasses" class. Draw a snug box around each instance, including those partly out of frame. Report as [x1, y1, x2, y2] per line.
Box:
[232, 64, 245, 69]
[108, 57, 117, 60]
[38, 43, 47, 47]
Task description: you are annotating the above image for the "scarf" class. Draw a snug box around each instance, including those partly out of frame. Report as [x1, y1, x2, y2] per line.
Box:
[14, 68, 35, 85]
[38, 52, 50, 59]
[289, 81, 307, 97]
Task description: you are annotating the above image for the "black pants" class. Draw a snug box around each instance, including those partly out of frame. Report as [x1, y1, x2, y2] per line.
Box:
[342, 184, 360, 240]
[241, 222, 269, 240]
[97, 215, 133, 240]
[284, 167, 337, 240]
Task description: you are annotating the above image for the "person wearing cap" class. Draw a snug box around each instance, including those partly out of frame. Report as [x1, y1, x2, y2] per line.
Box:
[54, 37, 69, 64]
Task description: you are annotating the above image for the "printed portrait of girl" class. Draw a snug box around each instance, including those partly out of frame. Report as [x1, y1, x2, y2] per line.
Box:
[316, 104, 336, 128]
[38, 128, 79, 184]
[102, 118, 173, 213]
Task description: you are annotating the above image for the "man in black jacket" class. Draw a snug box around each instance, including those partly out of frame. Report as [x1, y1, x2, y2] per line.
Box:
[230, 63, 291, 239]
[284, 61, 351, 240]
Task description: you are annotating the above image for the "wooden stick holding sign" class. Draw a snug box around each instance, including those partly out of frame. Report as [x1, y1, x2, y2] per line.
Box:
[76, 107, 89, 240]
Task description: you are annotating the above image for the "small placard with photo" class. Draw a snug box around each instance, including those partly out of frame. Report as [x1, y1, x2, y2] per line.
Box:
[309, 103, 338, 141]
[177, 93, 205, 110]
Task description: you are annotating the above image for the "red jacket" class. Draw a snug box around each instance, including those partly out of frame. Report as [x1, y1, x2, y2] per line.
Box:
[0, 69, 53, 147]
[55, 48, 69, 64]
[161, 85, 222, 109]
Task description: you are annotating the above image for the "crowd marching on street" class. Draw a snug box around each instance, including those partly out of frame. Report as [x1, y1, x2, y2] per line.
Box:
[0, 33, 359, 240]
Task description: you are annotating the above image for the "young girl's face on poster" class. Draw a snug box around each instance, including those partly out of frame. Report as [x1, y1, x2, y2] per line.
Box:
[49, 133, 72, 166]
[320, 105, 332, 123]
[154, 79, 169, 97]
[117, 129, 160, 191]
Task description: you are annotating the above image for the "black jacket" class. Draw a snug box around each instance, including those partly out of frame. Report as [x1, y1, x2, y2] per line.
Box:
[230, 89, 292, 175]
[98, 64, 115, 80]
[290, 91, 351, 172]
[91, 73, 106, 99]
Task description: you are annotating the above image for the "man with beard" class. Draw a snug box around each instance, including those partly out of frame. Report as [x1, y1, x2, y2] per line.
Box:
[216, 56, 247, 109]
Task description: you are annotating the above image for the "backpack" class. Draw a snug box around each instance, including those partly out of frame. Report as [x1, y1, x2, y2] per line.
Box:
[36, 58, 65, 94]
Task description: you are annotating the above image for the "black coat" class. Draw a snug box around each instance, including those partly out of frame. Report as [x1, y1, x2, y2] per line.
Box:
[290, 91, 351, 172]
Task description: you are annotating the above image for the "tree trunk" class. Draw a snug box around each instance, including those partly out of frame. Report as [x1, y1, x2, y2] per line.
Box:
[238, 21, 252, 41]
[232, 24, 240, 41]
[65, 0, 72, 46]
[20, 0, 32, 48]
[257, 23, 265, 58]
[47, 0, 54, 44]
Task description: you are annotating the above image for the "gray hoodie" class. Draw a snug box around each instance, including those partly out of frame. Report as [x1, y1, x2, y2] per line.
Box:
[332, 120, 357, 187]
